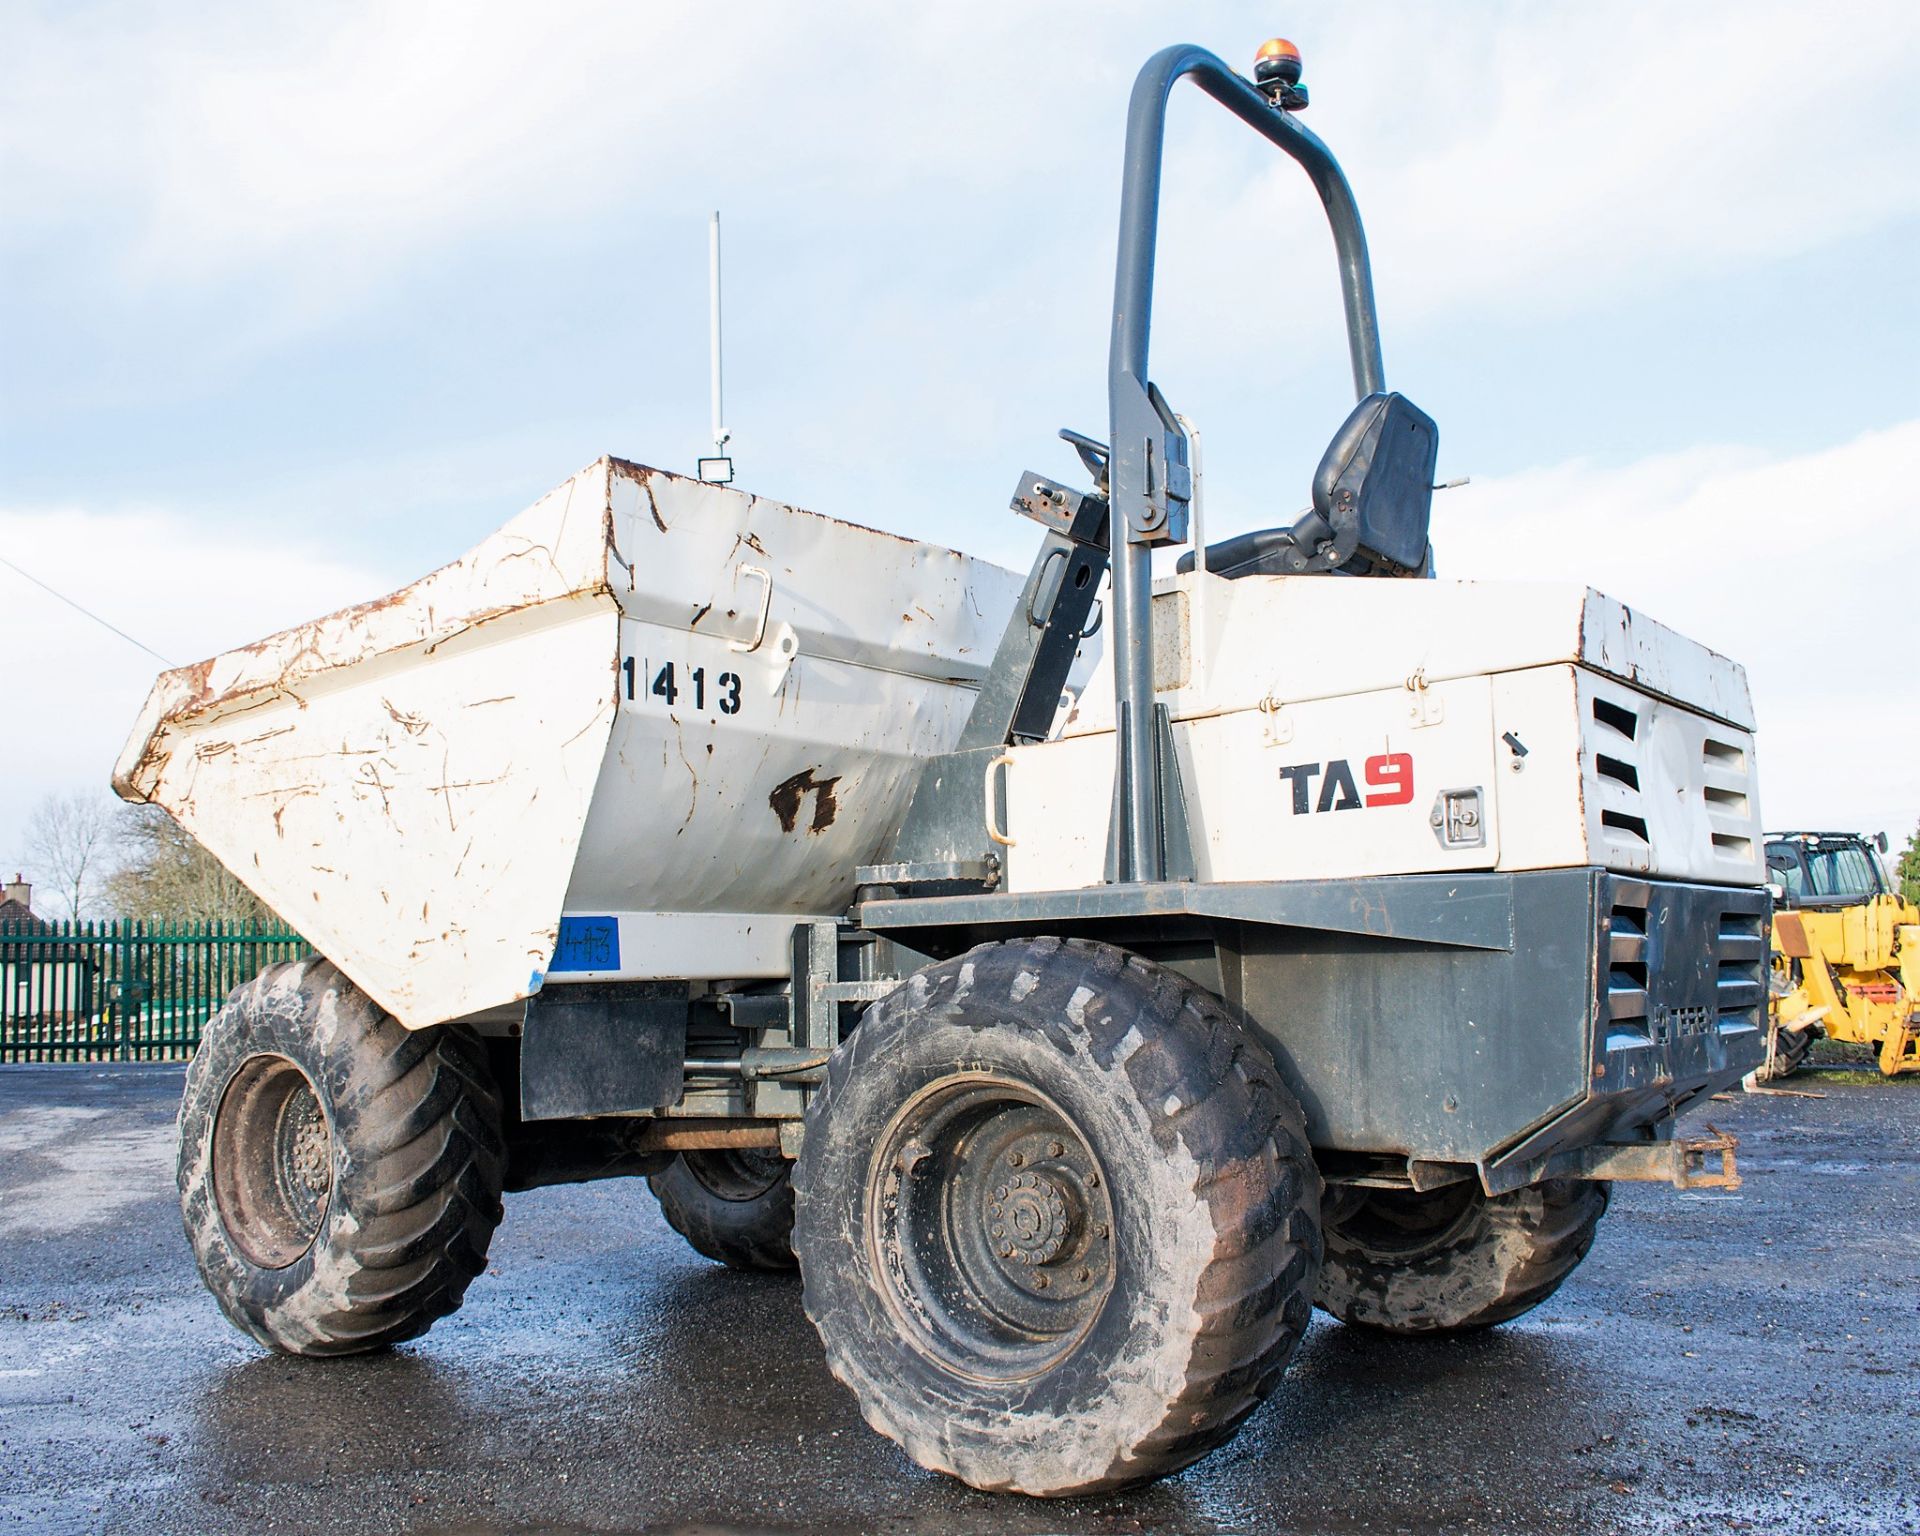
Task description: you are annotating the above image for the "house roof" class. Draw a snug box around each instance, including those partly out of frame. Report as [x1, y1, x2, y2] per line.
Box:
[0, 897, 52, 935]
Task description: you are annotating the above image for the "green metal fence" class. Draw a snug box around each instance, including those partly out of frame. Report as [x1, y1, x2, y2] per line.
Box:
[0, 919, 308, 1063]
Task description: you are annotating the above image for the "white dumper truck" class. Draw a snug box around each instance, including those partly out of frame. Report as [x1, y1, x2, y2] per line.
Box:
[116, 41, 1767, 1497]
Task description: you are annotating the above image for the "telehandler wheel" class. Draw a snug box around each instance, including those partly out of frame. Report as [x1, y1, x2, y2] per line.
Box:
[648, 1149, 797, 1271]
[178, 957, 506, 1356]
[1753, 964, 1815, 1081]
[1316, 1177, 1608, 1336]
[1752, 1021, 1814, 1082]
[792, 937, 1322, 1497]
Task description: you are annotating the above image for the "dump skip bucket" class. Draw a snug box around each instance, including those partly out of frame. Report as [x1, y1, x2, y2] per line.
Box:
[115, 459, 1020, 1027]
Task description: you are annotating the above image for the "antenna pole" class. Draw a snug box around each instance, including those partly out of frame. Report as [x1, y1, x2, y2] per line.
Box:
[709, 211, 727, 452]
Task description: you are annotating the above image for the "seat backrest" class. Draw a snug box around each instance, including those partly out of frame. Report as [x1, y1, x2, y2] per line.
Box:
[1309, 392, 1438, 573]
[1173, 391, 1440, 581]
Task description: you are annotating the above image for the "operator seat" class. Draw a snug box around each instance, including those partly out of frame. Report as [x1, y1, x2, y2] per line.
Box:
[1177, 391, 1438, 579]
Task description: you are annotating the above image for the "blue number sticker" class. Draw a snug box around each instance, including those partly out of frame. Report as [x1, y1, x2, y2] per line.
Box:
[550, 916, 620, 974]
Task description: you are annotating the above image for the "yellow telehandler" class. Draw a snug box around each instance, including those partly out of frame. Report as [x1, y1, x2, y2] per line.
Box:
[1759, 830, 1920, 1079]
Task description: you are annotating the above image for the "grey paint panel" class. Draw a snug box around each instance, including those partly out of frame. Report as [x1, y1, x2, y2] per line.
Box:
[859, 872, 1514, 952]
[1227, 871, 1597, 1163]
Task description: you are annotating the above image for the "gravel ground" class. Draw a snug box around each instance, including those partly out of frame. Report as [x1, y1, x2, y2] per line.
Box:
[1, 1063, 1915, 1536]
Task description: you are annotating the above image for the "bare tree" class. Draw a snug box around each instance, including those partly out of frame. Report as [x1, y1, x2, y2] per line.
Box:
[106, 805, 277, 927]
[20, 792, 119, 920]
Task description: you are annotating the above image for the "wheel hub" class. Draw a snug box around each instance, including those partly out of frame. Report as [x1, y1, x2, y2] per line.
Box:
[869, 1075, 1116, 1380]
[989, 1170, 1077, 1266]
[211, 1054, 333, 1270]
[285, 1091, 330, 1196]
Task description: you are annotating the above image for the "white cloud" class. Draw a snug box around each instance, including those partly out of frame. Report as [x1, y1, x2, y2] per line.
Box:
[7, 1, 1916, 341]
[0, 503, 393, 871]
[1143, 1, 1920, 384]
[1441, 418, 1920, 843]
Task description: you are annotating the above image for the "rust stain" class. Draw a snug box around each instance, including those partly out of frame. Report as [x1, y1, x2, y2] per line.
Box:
[354, 760, 394, 815]
[381, 698, 429, 736]
[768, 768, 841, 835]
[606, 459, 676, 534]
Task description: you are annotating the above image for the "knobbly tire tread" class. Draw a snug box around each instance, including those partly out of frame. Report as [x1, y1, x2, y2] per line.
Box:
[178, 957, 506, 1356]
[648, 1152, 798, 1271]
[792, 936, 1322, 1497]
[1752, 1015, 1814, 1082]
[1316, 1177, 1609, 1336]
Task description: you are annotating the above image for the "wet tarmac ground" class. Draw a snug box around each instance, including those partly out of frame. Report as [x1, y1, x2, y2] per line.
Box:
[0, 1065, 1915, 1536]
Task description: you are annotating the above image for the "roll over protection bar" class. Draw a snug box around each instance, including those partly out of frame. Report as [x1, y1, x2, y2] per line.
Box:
[1105, 43, 1386, 882]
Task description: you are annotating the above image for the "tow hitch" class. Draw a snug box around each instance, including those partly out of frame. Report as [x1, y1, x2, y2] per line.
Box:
[1575, 1127, 1742, 1191]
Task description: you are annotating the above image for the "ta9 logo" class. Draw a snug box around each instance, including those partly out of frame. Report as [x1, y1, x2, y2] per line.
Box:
[1277, 754, 1413, 814]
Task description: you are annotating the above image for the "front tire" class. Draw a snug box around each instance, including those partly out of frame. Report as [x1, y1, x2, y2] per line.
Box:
[793, 937, 1321, 1497]
[648, 1149, 797, 1271]
[1316, 1177, 1608, 1336]
[178, 957, 506, 1355]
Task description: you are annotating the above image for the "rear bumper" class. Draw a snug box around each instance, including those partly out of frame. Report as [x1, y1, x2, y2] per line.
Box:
[1481, 875, 1767, 1191]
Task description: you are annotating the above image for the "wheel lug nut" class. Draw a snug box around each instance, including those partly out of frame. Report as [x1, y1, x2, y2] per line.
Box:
[1008, 1151, 1025, 1167]
[991, 1225, 1005, 1239]
[1033, 1273, 1050, 1290]
[1077, 1267, 1092, 1283]
[1047, 1139, 1064, 1157]
[1094, 1222, 1109, 1239]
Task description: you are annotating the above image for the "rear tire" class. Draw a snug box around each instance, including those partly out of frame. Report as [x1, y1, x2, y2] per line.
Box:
[793, 937, 1321, 1496]
[178, 957, 506, 1356]
[648, 1149, 797, 1271]
[1316, 1177, 1608, 1336]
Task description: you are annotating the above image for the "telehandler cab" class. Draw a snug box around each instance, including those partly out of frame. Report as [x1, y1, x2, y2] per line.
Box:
[117, 39, 1769, 1496]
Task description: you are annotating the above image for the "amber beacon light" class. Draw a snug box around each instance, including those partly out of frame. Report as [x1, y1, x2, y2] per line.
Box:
[1253, 37, 1309, 111]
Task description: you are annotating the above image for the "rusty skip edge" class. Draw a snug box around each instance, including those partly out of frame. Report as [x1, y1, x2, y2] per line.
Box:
[111, 464, 637, 807]
[607, 457, 975, 563]
[115, 457, 995, 809]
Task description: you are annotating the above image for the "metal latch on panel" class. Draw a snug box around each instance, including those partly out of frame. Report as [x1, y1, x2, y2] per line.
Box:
[728, 564, 799, 693]
[1257, 693, 1295, 746]
[1405, 668, 1443, 727]
[1430, 788, 1486, 850]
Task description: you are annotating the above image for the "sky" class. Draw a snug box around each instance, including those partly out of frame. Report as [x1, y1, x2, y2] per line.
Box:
[2, 0, 1917, 901]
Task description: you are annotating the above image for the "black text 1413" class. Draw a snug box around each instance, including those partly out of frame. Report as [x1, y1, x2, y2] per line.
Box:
[622, 657, 742, 715]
